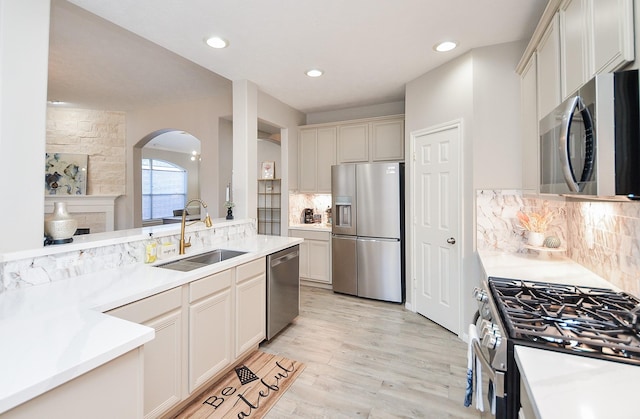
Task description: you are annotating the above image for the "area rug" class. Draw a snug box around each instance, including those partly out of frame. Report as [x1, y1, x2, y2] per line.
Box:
[175, 351, 305, 419]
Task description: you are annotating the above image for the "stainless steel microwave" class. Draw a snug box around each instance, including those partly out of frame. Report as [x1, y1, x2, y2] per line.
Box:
[539, 70, 640, 198]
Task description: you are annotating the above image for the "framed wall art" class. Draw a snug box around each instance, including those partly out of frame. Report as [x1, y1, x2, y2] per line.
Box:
[261, 161, 275, 179]
[45, 153, 88, 195]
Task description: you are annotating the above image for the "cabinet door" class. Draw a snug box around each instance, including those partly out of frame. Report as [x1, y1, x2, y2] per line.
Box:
[537, 13, 562, 119]
[297, 239, 309, 277]
[521, 54, 539, 194]
[338, 123, 369, 163]
[371, 119, 404, 161]
[299, 128, 318, 192]
[235, 259, 266, 357]
[560, 0, 587, 98]
[316, 127, 337, 192]
[188, 288, 232, 393]
[108, 287, 183, 419]
[307, 239, 331, 284]
[590, 0, 634, 75]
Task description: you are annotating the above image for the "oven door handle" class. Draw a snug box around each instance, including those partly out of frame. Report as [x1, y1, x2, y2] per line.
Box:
[472, 339, 496, 381]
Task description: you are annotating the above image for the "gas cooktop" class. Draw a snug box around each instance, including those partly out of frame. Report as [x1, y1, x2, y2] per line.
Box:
[488, 277, 640, 365]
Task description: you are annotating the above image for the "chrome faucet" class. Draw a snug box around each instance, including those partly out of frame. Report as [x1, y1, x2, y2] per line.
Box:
[180, 199, 213, 255]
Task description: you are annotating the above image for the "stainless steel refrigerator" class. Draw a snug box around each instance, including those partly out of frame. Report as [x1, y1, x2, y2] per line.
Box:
[331, 162, 404, 303]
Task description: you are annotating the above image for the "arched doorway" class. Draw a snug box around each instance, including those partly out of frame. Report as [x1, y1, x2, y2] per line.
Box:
[133, 129, 201, 227]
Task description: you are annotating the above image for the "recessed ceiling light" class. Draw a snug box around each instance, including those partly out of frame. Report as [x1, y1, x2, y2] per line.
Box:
[205, 36, 228, 49]
[305, 69, 324, 78]
[434, 41, 458, 52]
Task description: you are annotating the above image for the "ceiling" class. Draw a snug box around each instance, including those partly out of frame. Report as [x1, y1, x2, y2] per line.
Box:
[51, 0, 548, 116]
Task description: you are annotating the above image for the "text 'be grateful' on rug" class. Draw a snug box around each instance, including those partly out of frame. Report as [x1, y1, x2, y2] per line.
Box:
[175, 351, 305, 419]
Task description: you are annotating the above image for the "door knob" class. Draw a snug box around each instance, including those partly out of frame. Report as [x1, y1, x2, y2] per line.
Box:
[447, 237, 456, 244]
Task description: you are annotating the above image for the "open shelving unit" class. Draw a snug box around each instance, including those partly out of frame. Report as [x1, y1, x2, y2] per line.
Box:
[257, 179, 281, 235]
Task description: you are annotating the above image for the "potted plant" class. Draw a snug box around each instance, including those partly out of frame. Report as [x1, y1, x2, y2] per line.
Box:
[516, 203, 555, 247]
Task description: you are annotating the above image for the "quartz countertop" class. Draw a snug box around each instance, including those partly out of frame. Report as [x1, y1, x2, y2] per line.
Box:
[289, 223, 332, 232]
[515, 346, 640, 419]
[0, 234, 302, 414]
[477, 250, 637, 418]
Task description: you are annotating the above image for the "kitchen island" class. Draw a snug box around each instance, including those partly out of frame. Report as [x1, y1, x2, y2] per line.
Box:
[0, 227, 301, 416]
[478, 250, 640, 419]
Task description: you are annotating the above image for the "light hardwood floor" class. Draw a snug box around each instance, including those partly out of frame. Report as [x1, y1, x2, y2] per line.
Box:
[260, 286, 487, 418]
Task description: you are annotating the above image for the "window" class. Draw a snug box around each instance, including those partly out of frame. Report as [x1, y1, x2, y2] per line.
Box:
[142, 159, 187, 220]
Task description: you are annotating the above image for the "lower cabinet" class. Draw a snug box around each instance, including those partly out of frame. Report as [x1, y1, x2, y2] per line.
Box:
[235, 258, 267, 357]
[108, 287, 183, 419]
[188, 269, 233, 393]
[2, 348, 144, 419]
[107, 256, 266, 419]
[289, 229, 331, 286]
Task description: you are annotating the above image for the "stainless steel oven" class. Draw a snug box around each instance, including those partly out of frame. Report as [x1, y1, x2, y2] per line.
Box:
[472, 276, 640, 419]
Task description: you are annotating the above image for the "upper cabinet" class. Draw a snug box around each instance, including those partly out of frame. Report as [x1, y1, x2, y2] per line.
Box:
[298, 115, 404, 193]
[521, 53, 539, 194]
[299, 126, 336, 193]
[537, 13, 562, 119]
[590, 0, 634, 75]
[560, 0, 634, 99]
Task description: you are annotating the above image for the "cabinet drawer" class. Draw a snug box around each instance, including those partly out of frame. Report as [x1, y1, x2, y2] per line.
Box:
[236, 258, 265, 283]
[108, 286, 182, 323]
[189, 269, 233, 303]
[289, 229, 330, 241]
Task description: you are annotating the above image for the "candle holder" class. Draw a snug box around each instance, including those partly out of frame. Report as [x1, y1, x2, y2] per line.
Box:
[225, 201, 235, 220]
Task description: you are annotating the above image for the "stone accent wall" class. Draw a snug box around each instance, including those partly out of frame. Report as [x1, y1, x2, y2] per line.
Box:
[46, 107, 126, 196]
[45, 108, 126, 232]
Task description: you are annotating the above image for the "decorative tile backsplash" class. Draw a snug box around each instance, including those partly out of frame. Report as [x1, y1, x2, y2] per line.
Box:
[476, 190, 640, 298]
[476, 190, 567, 253]
[0, 221, 256, 292]
[288, 193, 332, 225]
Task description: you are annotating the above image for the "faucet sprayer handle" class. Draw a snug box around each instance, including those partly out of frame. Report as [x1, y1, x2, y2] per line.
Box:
[185, 237, 191, 248]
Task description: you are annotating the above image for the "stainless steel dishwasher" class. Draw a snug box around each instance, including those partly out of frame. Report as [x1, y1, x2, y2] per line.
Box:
[266, 245, 300, 340]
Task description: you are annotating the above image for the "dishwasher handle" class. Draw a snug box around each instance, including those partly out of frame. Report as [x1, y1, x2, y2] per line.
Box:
[270, 250, 299, 267]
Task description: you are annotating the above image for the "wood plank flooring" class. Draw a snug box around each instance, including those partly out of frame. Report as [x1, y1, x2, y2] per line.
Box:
[260, 286, 488, 418]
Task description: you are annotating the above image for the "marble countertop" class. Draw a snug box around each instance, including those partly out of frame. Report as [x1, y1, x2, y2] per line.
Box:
[0, 234, 302, 414]
[477, 250, 637, 418]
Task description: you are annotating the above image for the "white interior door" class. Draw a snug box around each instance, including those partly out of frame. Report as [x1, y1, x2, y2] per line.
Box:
[412, 122, 461, 334]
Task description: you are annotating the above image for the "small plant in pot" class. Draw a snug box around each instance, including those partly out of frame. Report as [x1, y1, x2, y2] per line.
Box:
[516, 203, 555, 247]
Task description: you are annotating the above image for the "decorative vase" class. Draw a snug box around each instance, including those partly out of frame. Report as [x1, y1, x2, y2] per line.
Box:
[527, 231, 545, 247]
[45, 202, 78, 241]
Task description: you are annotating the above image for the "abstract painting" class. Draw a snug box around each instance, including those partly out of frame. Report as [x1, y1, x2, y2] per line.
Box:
[45, 153, 88, 195]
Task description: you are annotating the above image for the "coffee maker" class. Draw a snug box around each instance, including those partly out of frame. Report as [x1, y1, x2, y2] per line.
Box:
[303, 208, 314, 224]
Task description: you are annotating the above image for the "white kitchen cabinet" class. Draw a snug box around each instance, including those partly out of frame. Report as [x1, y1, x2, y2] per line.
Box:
[370, 118, 404, 161]
[521, 53, 539, 194]
[338, 123, 369, 163]
[235, 258, 266, 357]
[337, 117, 405, 164]
[108, 287, 183, 419]
[3, 349, 144, 419]
[590, 0, 634, 75]
[188, 269, 233, 393]
[537, 13, 562, 119]
[560, 0, 587, 97]
[299, 126, 336, 193]
[560, 0, 634, 99]
[289, 229, 331, 286]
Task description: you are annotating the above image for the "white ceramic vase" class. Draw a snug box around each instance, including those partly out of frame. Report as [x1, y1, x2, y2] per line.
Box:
[45, 202, 78, 240]
[527, 231, 545, 247]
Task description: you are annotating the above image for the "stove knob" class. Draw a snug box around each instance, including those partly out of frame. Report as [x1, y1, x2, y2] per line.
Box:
[482, 330, 502, 350]
[473, 287, 488, 303]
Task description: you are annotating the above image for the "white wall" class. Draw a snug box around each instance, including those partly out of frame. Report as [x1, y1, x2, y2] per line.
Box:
[0, 0, 51, 252]
[405, 41, 525, 335]
[472, 41, 526, 189]
[306, 101, 405, 125]
[257, 139, 281, 178]
[127, 93, 232, 229]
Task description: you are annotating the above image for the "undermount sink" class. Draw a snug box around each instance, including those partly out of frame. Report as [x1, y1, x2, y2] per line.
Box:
[156, 249, 247, 272]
